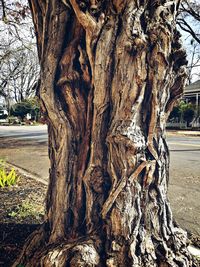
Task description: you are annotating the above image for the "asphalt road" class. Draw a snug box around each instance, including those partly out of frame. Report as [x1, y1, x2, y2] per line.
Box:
[167, 135, 200, 235]
[0, 125, 199, 177]
[168, 135, 200, 178]
[0, 125, 200, 234]
[0, 125, 48, 142]
[0, 125, 49, 179]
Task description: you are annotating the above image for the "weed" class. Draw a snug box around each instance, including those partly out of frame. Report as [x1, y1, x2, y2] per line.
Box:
[0, 161, 19, 187]
[8, 200, 45, 220]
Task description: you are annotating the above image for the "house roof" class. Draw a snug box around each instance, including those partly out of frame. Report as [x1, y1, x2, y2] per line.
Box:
[184, 80, 200, 93]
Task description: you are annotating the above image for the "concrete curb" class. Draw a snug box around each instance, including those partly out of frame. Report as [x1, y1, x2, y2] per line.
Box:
[167, 130, 200, 137]
[6, 161, 48, 186]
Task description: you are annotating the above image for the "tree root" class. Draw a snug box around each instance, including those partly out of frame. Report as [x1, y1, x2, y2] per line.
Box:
[12, 226, 101, 267]
[12, 223, 193, 267]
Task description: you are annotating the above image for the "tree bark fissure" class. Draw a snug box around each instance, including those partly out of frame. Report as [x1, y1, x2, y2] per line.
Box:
[14, 0, 192, 266]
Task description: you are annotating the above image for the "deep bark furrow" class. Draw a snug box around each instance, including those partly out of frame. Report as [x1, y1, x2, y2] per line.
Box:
[80, 13, 120, 233]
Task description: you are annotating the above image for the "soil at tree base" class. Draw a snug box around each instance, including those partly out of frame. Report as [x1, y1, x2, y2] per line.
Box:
[0, 172, 200, 266]
[0, 173, 47, 267]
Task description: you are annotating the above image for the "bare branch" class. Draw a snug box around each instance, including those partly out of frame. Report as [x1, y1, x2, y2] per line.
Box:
[0, 0, 6, 21]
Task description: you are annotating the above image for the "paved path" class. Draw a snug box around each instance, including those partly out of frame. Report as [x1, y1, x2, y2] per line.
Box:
[0, 125, 200, 235]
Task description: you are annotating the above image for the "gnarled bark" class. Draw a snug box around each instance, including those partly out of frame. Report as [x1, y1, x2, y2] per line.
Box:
[13, 0, 192, 266]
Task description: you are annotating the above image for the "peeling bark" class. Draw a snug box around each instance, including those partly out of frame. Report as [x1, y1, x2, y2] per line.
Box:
[13, 0, 192, 266]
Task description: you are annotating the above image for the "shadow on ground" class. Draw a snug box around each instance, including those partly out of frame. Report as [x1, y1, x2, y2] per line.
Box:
[0, 223, 40, 267]
[0, 138, 47, 149]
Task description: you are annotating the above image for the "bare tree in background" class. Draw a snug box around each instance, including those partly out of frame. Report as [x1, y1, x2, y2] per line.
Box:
[177, 0, 200, 83]
[0, 0, 39, 108]
[186, 40, 200, 83]
[178, 0, 200, 45]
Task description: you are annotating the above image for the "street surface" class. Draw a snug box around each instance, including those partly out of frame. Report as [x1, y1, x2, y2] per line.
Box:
[0, 125, 49, 179]
[167, 135, 200, 235]
[0, 125, 200, 234]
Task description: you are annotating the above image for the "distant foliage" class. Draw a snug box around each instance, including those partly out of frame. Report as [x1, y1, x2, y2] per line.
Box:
[11, 97, 40, 121]
[11, 100, 32, 120]
[169, 101, 195, 125]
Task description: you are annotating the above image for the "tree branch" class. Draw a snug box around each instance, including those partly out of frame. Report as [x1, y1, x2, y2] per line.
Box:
[69, 0, 96, 31]
[0, 0, 6, 21]
[177, 17, 200, 44]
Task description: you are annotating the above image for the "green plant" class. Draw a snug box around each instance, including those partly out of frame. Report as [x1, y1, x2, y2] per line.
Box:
[8, 200, 44, 220]
[0, 162, 19, 187]
[11, 97, 40, 121]
[11, 101, 32, 120]
[169, 100, 195, 125]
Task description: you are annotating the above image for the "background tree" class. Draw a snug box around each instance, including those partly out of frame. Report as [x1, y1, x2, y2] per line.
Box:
[186, 40, 200, 83]
[179, 101, 195, 125]
[0, 0, 39, 111]
[11, 97, 39, 121]
[177, 0, 200, 83]
[11, 0, 192, 266]
[11, 100, 32, 120]
[169, 100, 195, 126]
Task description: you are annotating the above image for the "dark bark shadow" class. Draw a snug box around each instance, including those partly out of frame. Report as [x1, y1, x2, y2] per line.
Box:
[0, 223, 41, 267]
[0, 138, 47, 149]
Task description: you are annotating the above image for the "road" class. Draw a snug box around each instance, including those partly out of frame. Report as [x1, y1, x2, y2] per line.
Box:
[168, 135, 200, 178]
[0, 125, 199, 178]
[0, 125, 200, 234]
[167, 135, 200, 235]
[0, 125, 49, 179]
[0, 125, 48, 142]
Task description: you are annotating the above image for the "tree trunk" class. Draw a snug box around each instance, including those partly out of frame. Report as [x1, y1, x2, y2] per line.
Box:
[14, 0, 192, 266]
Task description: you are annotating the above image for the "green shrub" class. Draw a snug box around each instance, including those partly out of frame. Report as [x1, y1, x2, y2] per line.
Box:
[11, 97, 40, 121]
[0, 161, 19, 187]
[169, 100, 195, 125]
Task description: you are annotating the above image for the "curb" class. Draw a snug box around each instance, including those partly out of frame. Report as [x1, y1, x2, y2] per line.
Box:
[6, 162, 48, 186]
[167, 131, 200, 137]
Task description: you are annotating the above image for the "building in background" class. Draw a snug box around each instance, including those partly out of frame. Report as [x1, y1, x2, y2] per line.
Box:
[183, 80, 200, 128]
[184, 80, 200, 114]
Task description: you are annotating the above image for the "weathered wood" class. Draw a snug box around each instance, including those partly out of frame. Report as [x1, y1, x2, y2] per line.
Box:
[13, 0, 192, 266]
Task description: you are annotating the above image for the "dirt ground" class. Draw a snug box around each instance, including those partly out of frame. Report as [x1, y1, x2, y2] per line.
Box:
[0, 173, 47, 267]
[0, 170, 200, 266]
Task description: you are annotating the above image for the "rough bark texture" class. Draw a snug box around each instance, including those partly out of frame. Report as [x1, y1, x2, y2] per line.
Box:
[13, 0, 192, 266]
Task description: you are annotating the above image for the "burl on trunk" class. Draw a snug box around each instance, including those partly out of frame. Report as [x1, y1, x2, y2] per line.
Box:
[14, 0, 192, 266]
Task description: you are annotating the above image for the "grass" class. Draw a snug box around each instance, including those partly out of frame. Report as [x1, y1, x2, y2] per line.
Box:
[8, 200, 45, 221]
